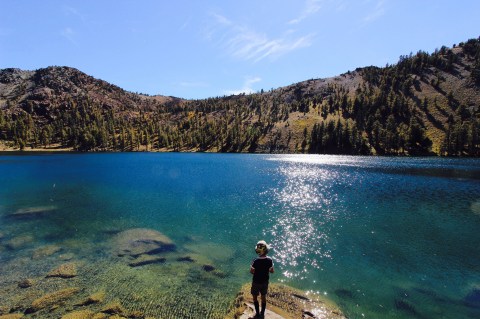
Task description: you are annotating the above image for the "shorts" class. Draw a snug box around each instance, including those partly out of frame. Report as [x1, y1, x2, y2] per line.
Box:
[251, 282, 269, 296]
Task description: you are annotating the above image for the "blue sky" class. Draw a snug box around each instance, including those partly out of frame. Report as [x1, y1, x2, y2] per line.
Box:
[1, 1, 479, 99]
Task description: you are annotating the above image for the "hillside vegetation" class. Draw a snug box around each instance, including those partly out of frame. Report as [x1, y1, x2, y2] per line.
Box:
[1, 37, 479, 155]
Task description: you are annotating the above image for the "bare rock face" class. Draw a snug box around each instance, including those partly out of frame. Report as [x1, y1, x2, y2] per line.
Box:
[111, 228, 175, 257]
[27, 287, 80, 313]
[46, 262, 78, 278]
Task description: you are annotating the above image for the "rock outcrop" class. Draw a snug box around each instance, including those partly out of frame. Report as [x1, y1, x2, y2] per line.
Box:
[226, 283, 346, 319]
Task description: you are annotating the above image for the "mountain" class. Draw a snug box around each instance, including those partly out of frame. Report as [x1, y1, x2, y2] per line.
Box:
[1, 37, 479, 155]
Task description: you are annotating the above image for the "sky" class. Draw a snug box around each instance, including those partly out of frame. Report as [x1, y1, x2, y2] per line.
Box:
[1, 1, 479, 99]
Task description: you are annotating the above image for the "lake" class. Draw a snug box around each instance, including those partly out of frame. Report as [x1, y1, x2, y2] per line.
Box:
[1, 153, 480, 318]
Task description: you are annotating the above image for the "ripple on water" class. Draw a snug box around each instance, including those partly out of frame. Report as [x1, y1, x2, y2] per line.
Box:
[471, 200, 480, 215]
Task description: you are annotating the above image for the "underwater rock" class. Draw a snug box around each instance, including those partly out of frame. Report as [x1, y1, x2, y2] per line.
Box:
[176, 256, 195, 262]
[128, 255, 166, 267]
[32, 244, 62, 259]
[111, 228, 175, 257]
[61, 310, 95, 319]
[59, 253, 76, 261]
[128, 310, 145, 318]
[18, 278, 35, 288]
[0, 232, 5, 240]
[101, 302, 125, 315]
[471, 200, 480, 215]
[76, 291, 105, 306]
[27, 287, 80, 313]
[226, 283, 346, 319]
[464, 288, 480, 308]
[9, 205, 57, 218]
[46, 262, 78, 278]
[5, 235, 34, 250]
[394, 299, 418, 316]
[334, 288, 354, 299]
[202, 264, 215, 272]
[0, 314, 24, 319]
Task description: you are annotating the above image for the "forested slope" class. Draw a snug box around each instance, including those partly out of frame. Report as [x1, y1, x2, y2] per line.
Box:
[1, 37, 479, 155]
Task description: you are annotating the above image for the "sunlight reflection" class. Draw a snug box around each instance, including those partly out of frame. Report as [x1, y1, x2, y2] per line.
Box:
[267, 160, 344, 280]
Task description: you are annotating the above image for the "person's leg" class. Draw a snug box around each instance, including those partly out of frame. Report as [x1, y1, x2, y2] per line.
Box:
[260, 294, 266, 317]
[252, 294, 260, 317]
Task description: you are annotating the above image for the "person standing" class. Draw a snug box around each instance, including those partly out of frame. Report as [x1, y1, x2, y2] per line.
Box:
[250, 240, 274, 318]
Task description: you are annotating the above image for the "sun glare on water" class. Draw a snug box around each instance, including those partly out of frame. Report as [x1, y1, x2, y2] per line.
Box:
[266, 156, 347, 280]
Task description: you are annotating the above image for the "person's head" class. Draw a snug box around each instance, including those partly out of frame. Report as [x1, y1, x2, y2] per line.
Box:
[255, 240, 269, 256]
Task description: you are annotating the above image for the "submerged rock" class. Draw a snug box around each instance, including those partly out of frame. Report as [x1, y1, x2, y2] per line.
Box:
[464, 288, 480, 308]
[46, 262, 78, 278]
[112, 228, 175, 257]
[9, 205, 57, 218]
[27, 287, 80, 313]
[128, 255, 166, 267]
[176, 256, 195, 262]
[18, 278, 35, 288]
[76, 291, 105, 306]
[101, 302, 126, 315]
[202, 264, 215, 272]
[5, 235, 34, 250]
[334, 288, 354, 299]
[394, 299, 418, 316]
[32, 244, 62, 259]
[61, 310, 94, 319]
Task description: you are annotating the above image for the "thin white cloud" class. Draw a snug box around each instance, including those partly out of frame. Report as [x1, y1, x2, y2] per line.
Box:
[363, 0, 386, 22]
[61, 27, 78, 46]
[178, 81, 209, 88]
[207, 12, 315, 62]
[289, 0, 324, 25]
[225, 76, 261, 96]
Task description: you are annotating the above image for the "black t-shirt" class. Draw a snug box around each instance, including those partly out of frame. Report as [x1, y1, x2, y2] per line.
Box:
[251, 256, 273, 284]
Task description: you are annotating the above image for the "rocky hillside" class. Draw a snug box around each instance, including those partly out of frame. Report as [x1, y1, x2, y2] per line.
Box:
[1, 37, 479, 155]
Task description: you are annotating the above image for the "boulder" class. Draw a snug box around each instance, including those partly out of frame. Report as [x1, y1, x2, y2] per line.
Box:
[27, 287, 80, 313]
[46, 262, 77, 278]
[32, 245, 62, 259]
[112, 228, 175, 257]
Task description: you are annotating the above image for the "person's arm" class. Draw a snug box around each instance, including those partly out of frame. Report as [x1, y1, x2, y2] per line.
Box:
[250, 259, 255, 274]
[269, 259, 274, 273]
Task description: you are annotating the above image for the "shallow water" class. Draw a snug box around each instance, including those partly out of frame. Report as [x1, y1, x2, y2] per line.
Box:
[0, 153, 480, 318]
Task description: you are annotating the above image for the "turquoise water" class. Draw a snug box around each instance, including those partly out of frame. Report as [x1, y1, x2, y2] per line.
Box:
[1, 153, 480, 318]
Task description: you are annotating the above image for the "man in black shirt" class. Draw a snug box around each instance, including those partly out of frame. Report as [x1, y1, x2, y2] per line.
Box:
[250, 240, 274, 318]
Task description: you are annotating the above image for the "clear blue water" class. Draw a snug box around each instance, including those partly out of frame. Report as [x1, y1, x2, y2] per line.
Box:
[1, 153, 480, 318]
